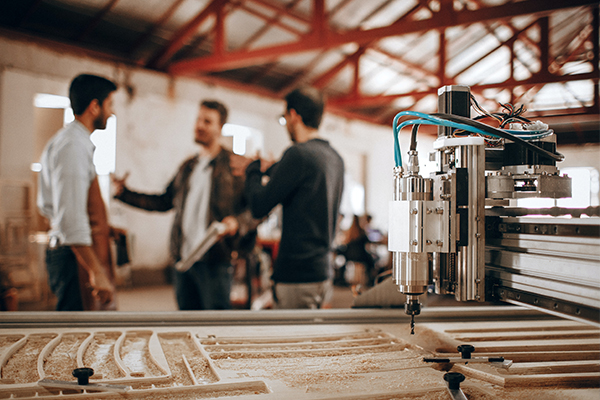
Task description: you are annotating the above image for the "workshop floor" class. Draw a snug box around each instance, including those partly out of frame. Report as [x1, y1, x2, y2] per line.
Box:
[116, 284, 356, 312]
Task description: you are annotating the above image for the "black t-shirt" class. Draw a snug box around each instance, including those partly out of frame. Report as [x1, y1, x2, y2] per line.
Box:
[245, 139, 345, 283]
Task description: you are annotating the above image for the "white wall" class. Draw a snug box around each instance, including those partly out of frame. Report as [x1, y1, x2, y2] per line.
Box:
[0, 35, 407, 269]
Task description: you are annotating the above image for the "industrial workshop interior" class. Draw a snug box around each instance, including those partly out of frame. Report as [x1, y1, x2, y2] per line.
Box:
[0, 0, 599, 399]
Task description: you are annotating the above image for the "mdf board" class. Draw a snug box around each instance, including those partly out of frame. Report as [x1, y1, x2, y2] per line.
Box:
[420, 319, 600, 392]
[0, 316, 598, 399]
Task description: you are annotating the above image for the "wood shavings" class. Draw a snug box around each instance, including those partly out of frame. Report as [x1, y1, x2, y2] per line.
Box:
[82, 332, 125, 379]
[43, 333, 90, 380]
[120, 331, 163, 377]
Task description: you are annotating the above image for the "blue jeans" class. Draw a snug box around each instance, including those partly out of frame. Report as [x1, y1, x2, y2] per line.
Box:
[174, 261, 232, 310]
[45, 246, 84, 311]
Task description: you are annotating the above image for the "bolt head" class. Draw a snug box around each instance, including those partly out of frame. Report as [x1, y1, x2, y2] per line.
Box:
[72, 367, 94, 385]
[444, 372, 465, 390]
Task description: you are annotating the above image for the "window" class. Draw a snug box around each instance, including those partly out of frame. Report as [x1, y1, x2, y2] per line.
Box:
[222, 123, 263, 156]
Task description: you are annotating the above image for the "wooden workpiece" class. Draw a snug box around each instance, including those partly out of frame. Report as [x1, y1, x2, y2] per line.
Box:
[0, 316, 598, 399]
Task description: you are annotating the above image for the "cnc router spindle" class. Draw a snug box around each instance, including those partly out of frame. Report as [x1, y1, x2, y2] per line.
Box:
[388, 85, 572, 334]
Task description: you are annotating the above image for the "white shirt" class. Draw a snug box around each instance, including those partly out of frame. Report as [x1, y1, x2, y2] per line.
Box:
[37, 120, 96, 246]
[180, 156, 213, 260]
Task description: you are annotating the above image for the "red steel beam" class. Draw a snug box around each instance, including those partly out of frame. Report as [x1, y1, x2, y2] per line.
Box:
[309, 3, 422, 91]
[146, 0, 229, 69]
[311, 46, 367, 88]
[246, 0, 311, 26]
[169, 0, 596, 74]
[131, 0, 187, 62]
[75, 0, 120, 42]
[451, 18, 541, 80]
[329, 71, 598, 108]
[236, 0, 305, 50]
[214, 2, 225, 55]
[313, 0, 326, 38]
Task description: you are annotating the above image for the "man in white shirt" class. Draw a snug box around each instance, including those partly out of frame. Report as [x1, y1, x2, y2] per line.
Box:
[38, 74, 116, 311]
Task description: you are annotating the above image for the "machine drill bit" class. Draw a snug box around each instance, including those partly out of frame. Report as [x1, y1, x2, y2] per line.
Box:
[405, 296, 420, 335]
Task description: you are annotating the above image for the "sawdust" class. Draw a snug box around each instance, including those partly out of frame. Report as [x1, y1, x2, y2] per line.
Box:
[1, 334, 56, 384]
[43, 333, 90, 380]
[213, 347, 439, 393]
[158, 333, 217, 385]
[203, 337, 399, 352]
[120, 331, 163, 377]
[410, 325, 459, 353]
[82, 332, 125, 380]
[0, 335, 23, 358]
[122, 388, 269, 399]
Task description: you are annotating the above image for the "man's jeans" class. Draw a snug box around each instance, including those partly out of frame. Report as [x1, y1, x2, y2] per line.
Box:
[174, 261, 232, 310]
[46, 246, 84, 311]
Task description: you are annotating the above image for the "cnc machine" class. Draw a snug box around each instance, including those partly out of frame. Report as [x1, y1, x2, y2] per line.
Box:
[388, 85, 600, 333]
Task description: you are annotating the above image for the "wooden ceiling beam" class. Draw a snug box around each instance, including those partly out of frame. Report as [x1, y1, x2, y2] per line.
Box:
[169, 0, 596, 75]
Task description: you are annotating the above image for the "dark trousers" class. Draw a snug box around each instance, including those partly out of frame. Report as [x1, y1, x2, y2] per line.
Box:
[45, 246, 84, 311]
[174, 261, 232, 310]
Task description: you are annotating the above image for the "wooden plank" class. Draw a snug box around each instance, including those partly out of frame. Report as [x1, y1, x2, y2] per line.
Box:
[457, 338, 600, 353]
[455, 364, 600, 388]
[434, 350, 600, 363]
[429, 320, 590, 334]
[453, 364, 506, 386]
[450, 330, 600, 342]
[504, 372, 600, 388]
[507, 360, 600, 375]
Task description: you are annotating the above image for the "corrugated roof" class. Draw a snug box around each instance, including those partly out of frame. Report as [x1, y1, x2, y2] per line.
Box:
[0, 0, 597, 143]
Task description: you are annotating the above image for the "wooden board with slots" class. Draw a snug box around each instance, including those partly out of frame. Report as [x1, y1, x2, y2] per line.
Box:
[0, 310, 598, 399]
[419, 319, 600, 390]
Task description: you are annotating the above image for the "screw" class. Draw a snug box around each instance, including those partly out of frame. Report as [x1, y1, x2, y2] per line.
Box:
[411, 208, 418, 215]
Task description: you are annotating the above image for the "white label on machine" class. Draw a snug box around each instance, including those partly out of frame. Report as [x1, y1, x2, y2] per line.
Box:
[388, 201, 409, 252]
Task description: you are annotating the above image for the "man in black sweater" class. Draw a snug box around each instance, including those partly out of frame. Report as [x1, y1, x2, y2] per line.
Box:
[245, 87, 345, 309]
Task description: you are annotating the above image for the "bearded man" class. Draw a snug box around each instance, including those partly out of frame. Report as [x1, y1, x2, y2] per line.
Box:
[38, 74, 117, 311]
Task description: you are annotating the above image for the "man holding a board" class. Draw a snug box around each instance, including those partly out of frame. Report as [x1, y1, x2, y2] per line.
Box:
[112, 100, 256, 310]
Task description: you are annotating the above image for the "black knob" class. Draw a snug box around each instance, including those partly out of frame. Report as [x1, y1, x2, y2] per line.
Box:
[457, 344, 475, 359]
[72, 368, 94, 385]
[444, 372, 465, 390]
